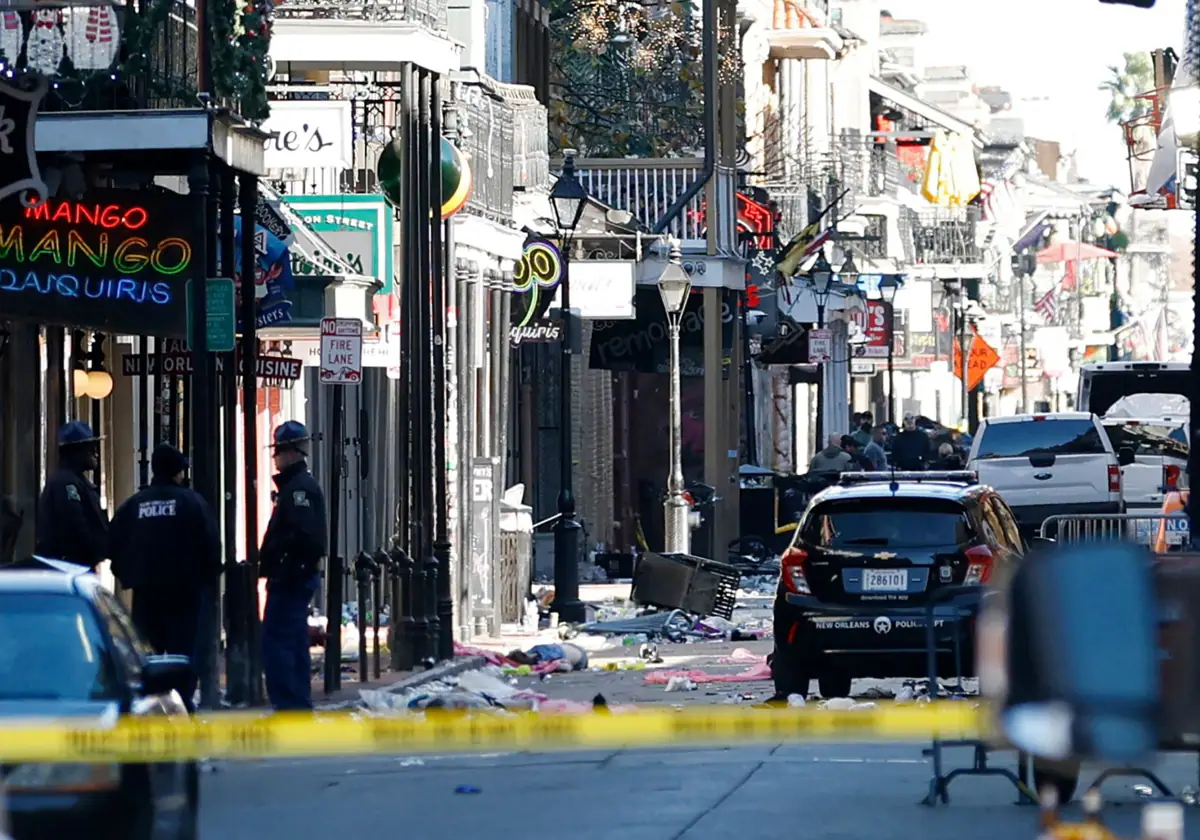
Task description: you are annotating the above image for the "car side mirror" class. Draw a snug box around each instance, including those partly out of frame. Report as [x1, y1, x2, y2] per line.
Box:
[142, 655, 193, 698]
[1118, 446, 1137, 467]
[992, 542, 1160, 764]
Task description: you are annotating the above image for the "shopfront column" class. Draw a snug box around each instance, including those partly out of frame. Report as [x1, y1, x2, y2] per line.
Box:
[0, 323, 41, 562]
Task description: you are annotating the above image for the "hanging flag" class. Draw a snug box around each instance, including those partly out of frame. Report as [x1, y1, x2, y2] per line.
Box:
[1034, 287, 1058, 323]
[229, 215, 295, 330]
[1061, 259, 1078, 292]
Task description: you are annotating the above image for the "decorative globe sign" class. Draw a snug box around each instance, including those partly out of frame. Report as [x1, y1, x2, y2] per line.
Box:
[375, 136, 471, 220]
[440, 136, 471, 219]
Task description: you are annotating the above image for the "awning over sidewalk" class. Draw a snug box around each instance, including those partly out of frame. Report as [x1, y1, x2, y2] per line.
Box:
[867, 77, 984, 149]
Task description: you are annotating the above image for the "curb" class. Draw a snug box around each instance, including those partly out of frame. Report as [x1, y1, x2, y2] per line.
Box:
[382, 655, 489, 694]
[314, 655, 490, 710]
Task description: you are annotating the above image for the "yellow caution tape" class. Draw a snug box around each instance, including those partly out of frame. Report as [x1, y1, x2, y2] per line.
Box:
[0, 703, 988, 763]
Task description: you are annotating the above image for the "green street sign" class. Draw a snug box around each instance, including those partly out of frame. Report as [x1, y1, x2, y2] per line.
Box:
[186, 278, 237, 352]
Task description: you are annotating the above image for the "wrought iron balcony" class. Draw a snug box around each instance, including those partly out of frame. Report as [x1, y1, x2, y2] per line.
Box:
[808, 131, 925, 202]
[765, 0, 841, 61]
[3, 1, 203, 113]
[559, 158, 738, 253]
[274, 0, 447, 32]
[458, 78, 516, 223]
[902, 206, 983, 265]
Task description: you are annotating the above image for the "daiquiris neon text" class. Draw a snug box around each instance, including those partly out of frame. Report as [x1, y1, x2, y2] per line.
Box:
[0, 198, 193, 306]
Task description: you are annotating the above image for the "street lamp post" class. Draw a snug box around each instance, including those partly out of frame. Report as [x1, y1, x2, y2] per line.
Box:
[879, 275, 900, 426]
[940, 277, 963, 425]
[810, 253, 833, 444]
[657, 240, 692, 554]
[548, 150, 588, 624]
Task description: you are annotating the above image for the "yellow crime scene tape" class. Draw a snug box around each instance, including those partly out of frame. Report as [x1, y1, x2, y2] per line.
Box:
[0, 703, 988, 763]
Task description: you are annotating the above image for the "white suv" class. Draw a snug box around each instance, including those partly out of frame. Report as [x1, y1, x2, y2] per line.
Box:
[966, 412, 1126, 535]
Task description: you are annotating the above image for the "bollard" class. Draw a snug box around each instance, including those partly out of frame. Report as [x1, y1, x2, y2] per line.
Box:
[354, 552, 375, 686]
[390, 543, 416, 671]
[424, 553, 440, 661]
[372, 549, 388, 679]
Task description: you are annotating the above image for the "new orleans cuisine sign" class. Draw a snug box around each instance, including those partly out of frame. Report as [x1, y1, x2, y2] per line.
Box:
[0, 188, 199, 337]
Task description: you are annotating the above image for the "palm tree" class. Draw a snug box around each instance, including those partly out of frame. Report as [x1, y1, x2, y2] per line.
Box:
[1100, 51, 1155, 125]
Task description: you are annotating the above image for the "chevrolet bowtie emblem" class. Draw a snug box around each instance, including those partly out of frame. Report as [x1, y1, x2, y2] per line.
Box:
[874, 552, 897, 560]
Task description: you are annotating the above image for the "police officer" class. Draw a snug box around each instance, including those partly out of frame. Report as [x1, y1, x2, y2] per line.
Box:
[108, 445, 220, 710]
[36, 421, 108, 568]
[259, 421, 327, 711]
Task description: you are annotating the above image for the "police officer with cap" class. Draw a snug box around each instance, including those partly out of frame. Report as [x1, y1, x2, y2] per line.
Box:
[259, 421, 327, 711]
[108, 445, 220, 711]
[36, 421, 108, 568]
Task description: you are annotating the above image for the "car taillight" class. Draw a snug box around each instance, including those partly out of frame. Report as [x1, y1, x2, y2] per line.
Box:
[963, 545, 994, 585]
[781, 547, 810, 594]
[1108, 464, 1122, 493]
[1165, 465, 1181, 489]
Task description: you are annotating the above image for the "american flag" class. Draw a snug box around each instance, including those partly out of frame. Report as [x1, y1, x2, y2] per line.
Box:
[978, 151, 1024, 232]
[1034, 287, 1058, 323]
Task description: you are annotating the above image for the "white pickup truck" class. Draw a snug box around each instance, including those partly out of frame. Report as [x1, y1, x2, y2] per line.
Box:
[966, 412, 1127, 537]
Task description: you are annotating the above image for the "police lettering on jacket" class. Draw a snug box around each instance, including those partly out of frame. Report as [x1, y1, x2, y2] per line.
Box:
[138, 499, 177, 518]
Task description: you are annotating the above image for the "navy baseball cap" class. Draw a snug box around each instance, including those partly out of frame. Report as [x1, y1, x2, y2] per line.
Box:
[270, 421, 311, 451]
[151, 444, 189, 478]
[57, 421, 101, 447]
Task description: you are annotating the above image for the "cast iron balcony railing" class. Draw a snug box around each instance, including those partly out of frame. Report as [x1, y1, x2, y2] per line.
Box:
[459, 76, 516, 223]
[3, 1, 201, 113]
[808, 131, 924, 203]
[557, 158, 738, 253]
[274, 0, 447, 32]
[503, 83, 549, 190]
[903, 206, 983, 265]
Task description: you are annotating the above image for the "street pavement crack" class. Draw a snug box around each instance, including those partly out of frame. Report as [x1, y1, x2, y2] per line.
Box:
[668, 760, 765, 840]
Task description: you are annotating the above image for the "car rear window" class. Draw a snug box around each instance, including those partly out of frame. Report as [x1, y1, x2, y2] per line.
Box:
[0, 594, 118, 701]
[800, 498, 972, 549]
[974, 419, 1106, 459]
[1103, 423, 1189, 459]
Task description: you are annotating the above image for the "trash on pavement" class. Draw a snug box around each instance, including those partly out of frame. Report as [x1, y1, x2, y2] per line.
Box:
[787, 694, 806, 707]
[718, 647, 762, 664]
[664, 676, 699, 692]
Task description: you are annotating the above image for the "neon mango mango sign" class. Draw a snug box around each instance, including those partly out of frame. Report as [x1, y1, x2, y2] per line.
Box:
[0, 189, 199, 336]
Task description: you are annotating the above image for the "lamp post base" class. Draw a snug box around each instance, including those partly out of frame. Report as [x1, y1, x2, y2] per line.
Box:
[550, 514, 585, 623]
[663, 493, 691, 554]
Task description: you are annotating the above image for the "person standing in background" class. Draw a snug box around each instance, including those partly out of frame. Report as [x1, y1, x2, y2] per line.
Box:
[863, 425, 889, 471]
[108, 445, 220, 712]
[259, 422, 327, 712]
[891, 413, 933, 471]
[36, 422, 108, 569]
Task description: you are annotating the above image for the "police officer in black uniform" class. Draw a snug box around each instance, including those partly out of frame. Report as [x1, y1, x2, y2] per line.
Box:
[36, 421, 108, 568]
[108, 445, 220, 711]
[259, 421, 327, 711]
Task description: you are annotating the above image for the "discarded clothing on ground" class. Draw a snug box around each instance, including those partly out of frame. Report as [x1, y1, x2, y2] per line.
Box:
[643, 660, 772, 685]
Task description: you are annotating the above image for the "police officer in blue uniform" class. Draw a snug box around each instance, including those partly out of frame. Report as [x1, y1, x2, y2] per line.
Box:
[108, 445, 220, 710]
[36, 421, 109, 568]
[259, 421, 327, 711]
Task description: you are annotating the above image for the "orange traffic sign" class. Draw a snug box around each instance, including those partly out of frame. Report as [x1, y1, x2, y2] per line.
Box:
[952, 335, 1000, 391]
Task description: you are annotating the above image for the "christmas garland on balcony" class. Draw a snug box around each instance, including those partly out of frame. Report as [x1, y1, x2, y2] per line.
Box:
[0, 0, 269, 120]
[210, 0, 272, 120]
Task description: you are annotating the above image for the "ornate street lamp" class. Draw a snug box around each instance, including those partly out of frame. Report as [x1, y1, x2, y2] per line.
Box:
[548, 149, 589, 623]
[657, 240, 692, 554]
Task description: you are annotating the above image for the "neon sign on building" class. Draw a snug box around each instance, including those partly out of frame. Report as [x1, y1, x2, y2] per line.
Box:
[0, 189, 200, 337]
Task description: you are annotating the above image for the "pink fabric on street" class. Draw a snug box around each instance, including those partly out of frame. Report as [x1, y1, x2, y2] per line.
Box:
[717, 648, 761, 664]
[643, 662, 772, 684]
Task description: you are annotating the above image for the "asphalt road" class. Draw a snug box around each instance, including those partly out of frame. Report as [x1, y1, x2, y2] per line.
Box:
[200, 746, 1200, 840]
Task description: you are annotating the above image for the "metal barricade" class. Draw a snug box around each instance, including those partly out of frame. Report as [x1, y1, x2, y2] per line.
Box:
[1039, 512, 1190, 550]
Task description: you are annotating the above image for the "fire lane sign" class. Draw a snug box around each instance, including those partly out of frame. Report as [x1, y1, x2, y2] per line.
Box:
[320, 317, 363, 384]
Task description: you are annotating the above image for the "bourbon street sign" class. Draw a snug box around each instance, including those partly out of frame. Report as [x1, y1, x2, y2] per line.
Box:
[0, 189, 202, 336]
[0, 73, 48, 208]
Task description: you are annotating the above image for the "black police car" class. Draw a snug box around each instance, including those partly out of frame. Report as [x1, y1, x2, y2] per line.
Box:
[772, 471, 1024, 699]
[0, 563, 197, 840]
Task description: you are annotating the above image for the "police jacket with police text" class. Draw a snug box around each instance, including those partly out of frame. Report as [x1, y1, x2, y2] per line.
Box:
[108, 479, 221, 591]
[259, 461, 327, 586]
[35, 467, 108, 568]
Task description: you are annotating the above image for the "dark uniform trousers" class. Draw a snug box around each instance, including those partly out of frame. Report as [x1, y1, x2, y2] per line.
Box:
[259, 461, 327, 711]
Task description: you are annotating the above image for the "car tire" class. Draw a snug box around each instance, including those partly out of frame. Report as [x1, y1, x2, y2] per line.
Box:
[1032, 759, 1081, 804]
[818, 671, 853, 699]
